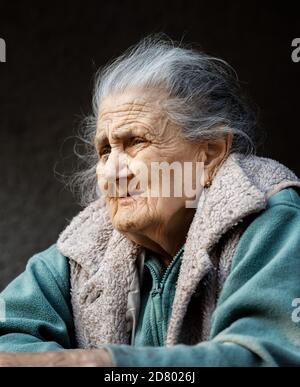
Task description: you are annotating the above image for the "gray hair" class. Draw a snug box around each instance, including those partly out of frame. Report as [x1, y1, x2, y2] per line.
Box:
[71, 35, 259, 206]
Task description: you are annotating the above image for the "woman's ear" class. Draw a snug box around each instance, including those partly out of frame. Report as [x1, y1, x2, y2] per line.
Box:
[203, 133, 233, 183]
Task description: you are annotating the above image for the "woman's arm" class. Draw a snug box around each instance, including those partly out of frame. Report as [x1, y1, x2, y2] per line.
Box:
[0, 244, 75, 352]
[0, 244, 113, 366]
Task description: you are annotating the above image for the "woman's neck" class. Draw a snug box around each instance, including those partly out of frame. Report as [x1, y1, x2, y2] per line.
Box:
[124, 207, 195, 267]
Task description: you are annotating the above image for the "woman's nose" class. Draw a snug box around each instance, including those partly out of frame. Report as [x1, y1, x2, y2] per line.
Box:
[104, 151, 132, 181]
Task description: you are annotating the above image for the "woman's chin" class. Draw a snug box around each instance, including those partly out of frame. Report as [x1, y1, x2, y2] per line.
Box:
[111, 208, 149, 233]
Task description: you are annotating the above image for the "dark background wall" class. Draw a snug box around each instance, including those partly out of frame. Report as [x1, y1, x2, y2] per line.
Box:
[0, 1, 299, 289]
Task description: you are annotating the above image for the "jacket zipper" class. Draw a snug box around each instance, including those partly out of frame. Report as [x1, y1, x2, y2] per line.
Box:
[146, 246, 185, 346]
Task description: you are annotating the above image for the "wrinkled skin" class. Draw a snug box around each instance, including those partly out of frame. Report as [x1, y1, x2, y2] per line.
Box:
[96, 89, 232, 265]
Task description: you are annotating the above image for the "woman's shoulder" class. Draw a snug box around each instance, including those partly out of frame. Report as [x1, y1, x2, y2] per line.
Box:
[249, 186, 300, 230]
[266, 187, 300, 209]
[231, 187, 300, 269]
[22, 244, 70, 295]
[29, 243, 68, 267]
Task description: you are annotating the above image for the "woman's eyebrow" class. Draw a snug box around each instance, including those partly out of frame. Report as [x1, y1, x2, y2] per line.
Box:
[111, 128, 135, 141]
[96, 127, 148, 148]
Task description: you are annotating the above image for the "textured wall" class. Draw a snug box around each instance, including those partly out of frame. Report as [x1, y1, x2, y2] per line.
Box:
[0, 1, 300, 289]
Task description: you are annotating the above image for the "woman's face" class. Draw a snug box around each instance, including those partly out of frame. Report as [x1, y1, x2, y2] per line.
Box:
[95, 89, 205, 235]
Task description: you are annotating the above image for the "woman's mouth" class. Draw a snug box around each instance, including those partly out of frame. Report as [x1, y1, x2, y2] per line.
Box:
[117, 190, 144, 204]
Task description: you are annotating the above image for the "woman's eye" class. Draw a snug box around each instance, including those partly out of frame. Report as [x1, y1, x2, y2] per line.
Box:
[130, 137, 146, 146]
[99, 145, 111, 161]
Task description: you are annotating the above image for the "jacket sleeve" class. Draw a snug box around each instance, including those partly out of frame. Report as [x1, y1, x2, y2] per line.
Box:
[104, 199, 300, 366]
[0, 244, 75, 352]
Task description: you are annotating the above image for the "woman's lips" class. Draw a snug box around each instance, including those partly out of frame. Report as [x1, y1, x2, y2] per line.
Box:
[117, 191, 144, 204]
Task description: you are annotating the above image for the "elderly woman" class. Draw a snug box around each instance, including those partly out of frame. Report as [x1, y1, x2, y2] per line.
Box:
[1, 37, 300, 367]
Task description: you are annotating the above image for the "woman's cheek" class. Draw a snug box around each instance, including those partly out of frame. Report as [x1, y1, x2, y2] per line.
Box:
[96, 175, 103, 193]
[96, 164, 107, 195]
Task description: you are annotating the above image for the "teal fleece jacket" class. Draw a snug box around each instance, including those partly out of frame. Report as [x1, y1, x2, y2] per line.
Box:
[0, 187, 300, 366]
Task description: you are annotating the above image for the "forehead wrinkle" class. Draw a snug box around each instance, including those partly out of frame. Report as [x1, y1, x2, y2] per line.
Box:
[97, 97, 170, 142]
[99, 108, 153, 125]
[98, 114, 163, 138]
[99, 99, 159, 121]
